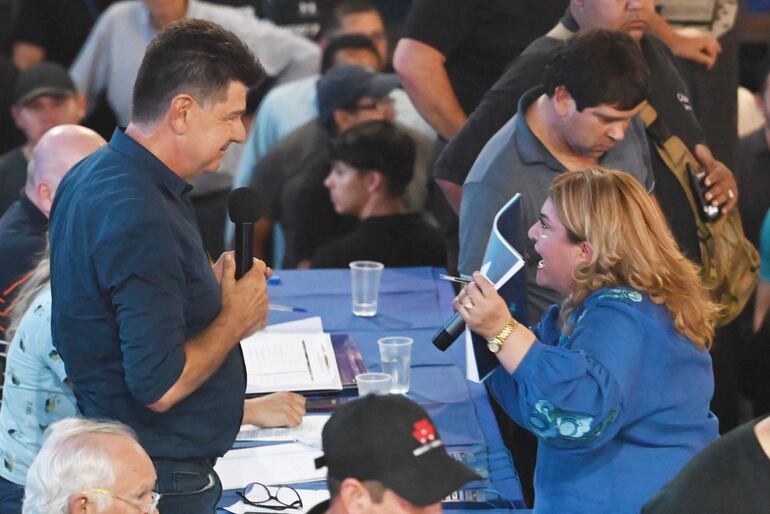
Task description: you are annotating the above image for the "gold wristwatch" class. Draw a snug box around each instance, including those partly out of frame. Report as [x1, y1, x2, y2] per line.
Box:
[487, 318, 519, 354]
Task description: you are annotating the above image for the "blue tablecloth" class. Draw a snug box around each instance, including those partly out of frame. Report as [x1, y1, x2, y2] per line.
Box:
[219, 267, 525, 512]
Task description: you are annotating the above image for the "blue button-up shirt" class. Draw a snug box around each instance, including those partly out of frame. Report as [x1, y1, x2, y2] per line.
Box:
[49, 128, 244, 459]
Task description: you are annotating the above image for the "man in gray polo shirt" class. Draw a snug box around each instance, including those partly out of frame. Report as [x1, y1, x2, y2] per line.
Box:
[459, 30, 652, 321]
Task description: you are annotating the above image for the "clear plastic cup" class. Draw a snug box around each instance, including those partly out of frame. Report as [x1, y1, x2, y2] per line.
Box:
[356, 372, 392, 396]
[349, 261, 384, 317]
[378, 337, 413, 394]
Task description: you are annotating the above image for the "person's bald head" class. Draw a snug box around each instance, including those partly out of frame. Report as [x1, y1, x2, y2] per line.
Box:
[26, 124, 106, 217]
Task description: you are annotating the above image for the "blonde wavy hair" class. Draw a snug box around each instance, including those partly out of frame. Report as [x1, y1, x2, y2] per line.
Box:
[7, 247, 50, 341]
[550, 168, 718, 349]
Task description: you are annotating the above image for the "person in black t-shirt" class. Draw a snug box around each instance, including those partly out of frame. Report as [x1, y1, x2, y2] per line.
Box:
[11, 0, 116, 70]
[393, 0, 566, 142]
[643, 416, 770, 513]
[310, 120, 446, 269]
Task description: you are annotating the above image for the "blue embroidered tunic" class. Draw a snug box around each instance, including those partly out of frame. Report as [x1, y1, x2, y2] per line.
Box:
[488, 287, 718, 513]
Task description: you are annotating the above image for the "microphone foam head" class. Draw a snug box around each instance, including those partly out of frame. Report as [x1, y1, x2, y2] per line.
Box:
[227, 187, 261, 223]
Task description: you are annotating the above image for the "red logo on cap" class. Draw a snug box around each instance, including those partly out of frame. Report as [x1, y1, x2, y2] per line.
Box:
[412, 419, 437, 445]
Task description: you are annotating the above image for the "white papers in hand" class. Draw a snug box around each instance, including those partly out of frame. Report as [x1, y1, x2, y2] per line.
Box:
[215, 443, 326, 490]
[237, 415, 330, 447]
[466, 193, 526, 383]
[241, 332, 342, 394]
[224, 488, 331, 514]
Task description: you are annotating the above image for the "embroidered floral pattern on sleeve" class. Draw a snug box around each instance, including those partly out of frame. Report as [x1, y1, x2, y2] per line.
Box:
[528, 400, 619, 445]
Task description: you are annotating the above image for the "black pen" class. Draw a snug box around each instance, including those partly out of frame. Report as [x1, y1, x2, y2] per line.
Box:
[301, 339, 314, 381]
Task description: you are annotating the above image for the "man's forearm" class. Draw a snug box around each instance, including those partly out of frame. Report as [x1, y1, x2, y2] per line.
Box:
[13, 42, 45, 70]
[147, 312, 243, 412]
[393, 38, 467, 140]
[646, 9, 681, 48]
[147, 256, 269, 412]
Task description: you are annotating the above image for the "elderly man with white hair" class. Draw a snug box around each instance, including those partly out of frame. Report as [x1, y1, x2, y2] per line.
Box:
[0, 124, 105, 335]
[23, 418, 159, 514]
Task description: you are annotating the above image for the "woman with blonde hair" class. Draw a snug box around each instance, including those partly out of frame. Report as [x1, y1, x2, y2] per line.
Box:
[456, 168, 719, 514]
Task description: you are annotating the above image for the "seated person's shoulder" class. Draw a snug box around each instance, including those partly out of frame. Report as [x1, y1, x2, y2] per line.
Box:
[412, 216, 446, 262]
[98, 1, 141, 25]
[255, 120, 323, 181]
[465, 116, 521, 185]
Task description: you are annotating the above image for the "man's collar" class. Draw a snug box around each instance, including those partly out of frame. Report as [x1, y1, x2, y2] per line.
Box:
[543, 10, 577, 51]
[19, 192, 48, 229]
[562, 8, 579, 33]
[140, 0, 198, 32]
[108, 128, 192, 199]
[515, 86, 564, 171]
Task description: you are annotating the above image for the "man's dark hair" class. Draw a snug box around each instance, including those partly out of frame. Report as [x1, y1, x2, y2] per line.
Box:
[331, 120, 415, 197]
[320, 0, 378, 38]
[321, 34, 380, 74]
[543, 29, 649, 112]
[132, 19, 265, 124]
[327, 476, 386, 502]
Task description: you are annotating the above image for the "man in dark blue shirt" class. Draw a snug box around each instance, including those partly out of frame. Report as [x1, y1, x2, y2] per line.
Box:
[49, 19, 305, 514]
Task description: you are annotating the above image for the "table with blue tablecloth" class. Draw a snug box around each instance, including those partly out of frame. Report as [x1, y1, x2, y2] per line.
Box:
[218, 267, 525, 513]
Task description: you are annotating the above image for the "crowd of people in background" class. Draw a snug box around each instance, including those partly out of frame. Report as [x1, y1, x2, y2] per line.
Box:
[0, 0, 770, 512]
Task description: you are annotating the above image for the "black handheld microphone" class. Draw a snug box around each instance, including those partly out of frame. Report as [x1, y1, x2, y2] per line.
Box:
[227, 187, 261, 279]
[432, 312, 466, 351]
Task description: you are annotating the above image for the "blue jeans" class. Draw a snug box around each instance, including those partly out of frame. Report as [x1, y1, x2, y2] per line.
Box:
[0, 475, 24, 514]
[154, 459, 222, 514]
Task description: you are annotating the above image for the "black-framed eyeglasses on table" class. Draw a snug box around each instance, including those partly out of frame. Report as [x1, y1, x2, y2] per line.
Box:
[237, 482, 303, 511]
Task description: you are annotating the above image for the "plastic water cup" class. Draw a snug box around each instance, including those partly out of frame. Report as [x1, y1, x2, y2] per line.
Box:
[378, 337, 413, 394]
[349, 261, 384, 317]
[356, 372, 392, 396]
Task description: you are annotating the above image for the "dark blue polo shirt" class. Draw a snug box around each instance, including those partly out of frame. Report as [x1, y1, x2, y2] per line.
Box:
[49, 128, 244, 459]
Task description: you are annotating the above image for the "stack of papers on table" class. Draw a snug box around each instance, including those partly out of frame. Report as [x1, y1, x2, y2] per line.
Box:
[241, 332, 342, 394]
[215, 443, 327, 490]
[237, 414, 330, 448]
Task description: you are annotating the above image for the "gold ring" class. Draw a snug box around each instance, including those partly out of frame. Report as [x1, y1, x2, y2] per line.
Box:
[463, 299, 475, 310]
[728, 189, 735, 200]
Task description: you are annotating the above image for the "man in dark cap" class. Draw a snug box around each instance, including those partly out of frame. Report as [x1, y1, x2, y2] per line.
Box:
[308, 394, 480, 514]
[0, 62, 85, 216]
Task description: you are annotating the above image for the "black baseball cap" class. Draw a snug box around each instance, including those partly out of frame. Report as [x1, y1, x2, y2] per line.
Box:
[14, 63, 77, 106]
[316, 64, 399, 124]
[315, 394, 480, 506]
